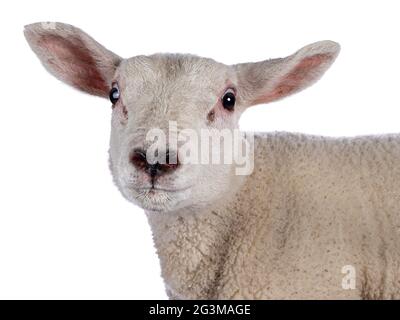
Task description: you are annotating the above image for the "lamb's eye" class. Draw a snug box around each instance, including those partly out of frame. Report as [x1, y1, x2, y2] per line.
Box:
[222, 89, 235, 111]
[109, 85, 120, 104]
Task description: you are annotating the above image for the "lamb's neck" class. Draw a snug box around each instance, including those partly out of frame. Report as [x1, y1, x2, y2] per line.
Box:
[146, 193, 244, 299]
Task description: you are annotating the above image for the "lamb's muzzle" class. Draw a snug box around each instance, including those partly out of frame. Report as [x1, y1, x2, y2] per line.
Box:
[130, 148, 180, 179]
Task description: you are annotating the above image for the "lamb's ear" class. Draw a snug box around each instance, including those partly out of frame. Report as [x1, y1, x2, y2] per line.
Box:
[234, 41, 340, 107]
[24, 22, 122, 98]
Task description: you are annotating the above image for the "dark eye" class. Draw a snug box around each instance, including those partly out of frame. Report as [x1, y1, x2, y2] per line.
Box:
[222, 89, 235, 111]
[109, 84, 120, 104]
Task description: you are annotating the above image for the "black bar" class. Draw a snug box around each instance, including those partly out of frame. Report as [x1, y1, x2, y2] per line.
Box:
[1, 300, 398, 319]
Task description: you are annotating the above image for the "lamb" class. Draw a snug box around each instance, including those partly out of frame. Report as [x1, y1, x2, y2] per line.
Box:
[24, 22, 400, 300]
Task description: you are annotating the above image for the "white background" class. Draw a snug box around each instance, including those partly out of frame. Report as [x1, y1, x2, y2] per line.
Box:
[0, 0, 399, 299]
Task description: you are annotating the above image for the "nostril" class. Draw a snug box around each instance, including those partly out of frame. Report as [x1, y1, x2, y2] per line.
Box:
[130, 149, 148, 170]
[161, 150, 179, 172]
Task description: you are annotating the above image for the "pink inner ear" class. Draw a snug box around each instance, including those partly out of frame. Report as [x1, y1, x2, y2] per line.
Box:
[39, 34, 109, 96]
[253, 53, 332, 104]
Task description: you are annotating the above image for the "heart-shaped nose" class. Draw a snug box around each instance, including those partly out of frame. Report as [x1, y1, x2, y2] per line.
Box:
[129, 149, 179, 178]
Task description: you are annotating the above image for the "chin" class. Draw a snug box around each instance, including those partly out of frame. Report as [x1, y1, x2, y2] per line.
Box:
[122, 186, 193, 213]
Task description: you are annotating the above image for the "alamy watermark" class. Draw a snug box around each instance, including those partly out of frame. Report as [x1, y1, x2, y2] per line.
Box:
[341, 265, 356, 290]
[144, 121, 254, 175]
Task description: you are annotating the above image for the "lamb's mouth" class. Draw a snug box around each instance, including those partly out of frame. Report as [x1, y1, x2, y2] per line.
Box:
[126, 185, 193, 212]
[132, 185, 193, 194]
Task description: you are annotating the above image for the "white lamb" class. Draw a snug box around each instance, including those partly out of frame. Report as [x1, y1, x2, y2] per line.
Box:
[24, 22, 400, 299]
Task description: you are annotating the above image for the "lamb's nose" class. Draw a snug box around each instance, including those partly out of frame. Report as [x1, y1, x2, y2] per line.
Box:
[129, 149, 179, 177]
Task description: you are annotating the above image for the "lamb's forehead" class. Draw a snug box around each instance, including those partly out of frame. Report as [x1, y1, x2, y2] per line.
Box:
[117, 53, 234, 93]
